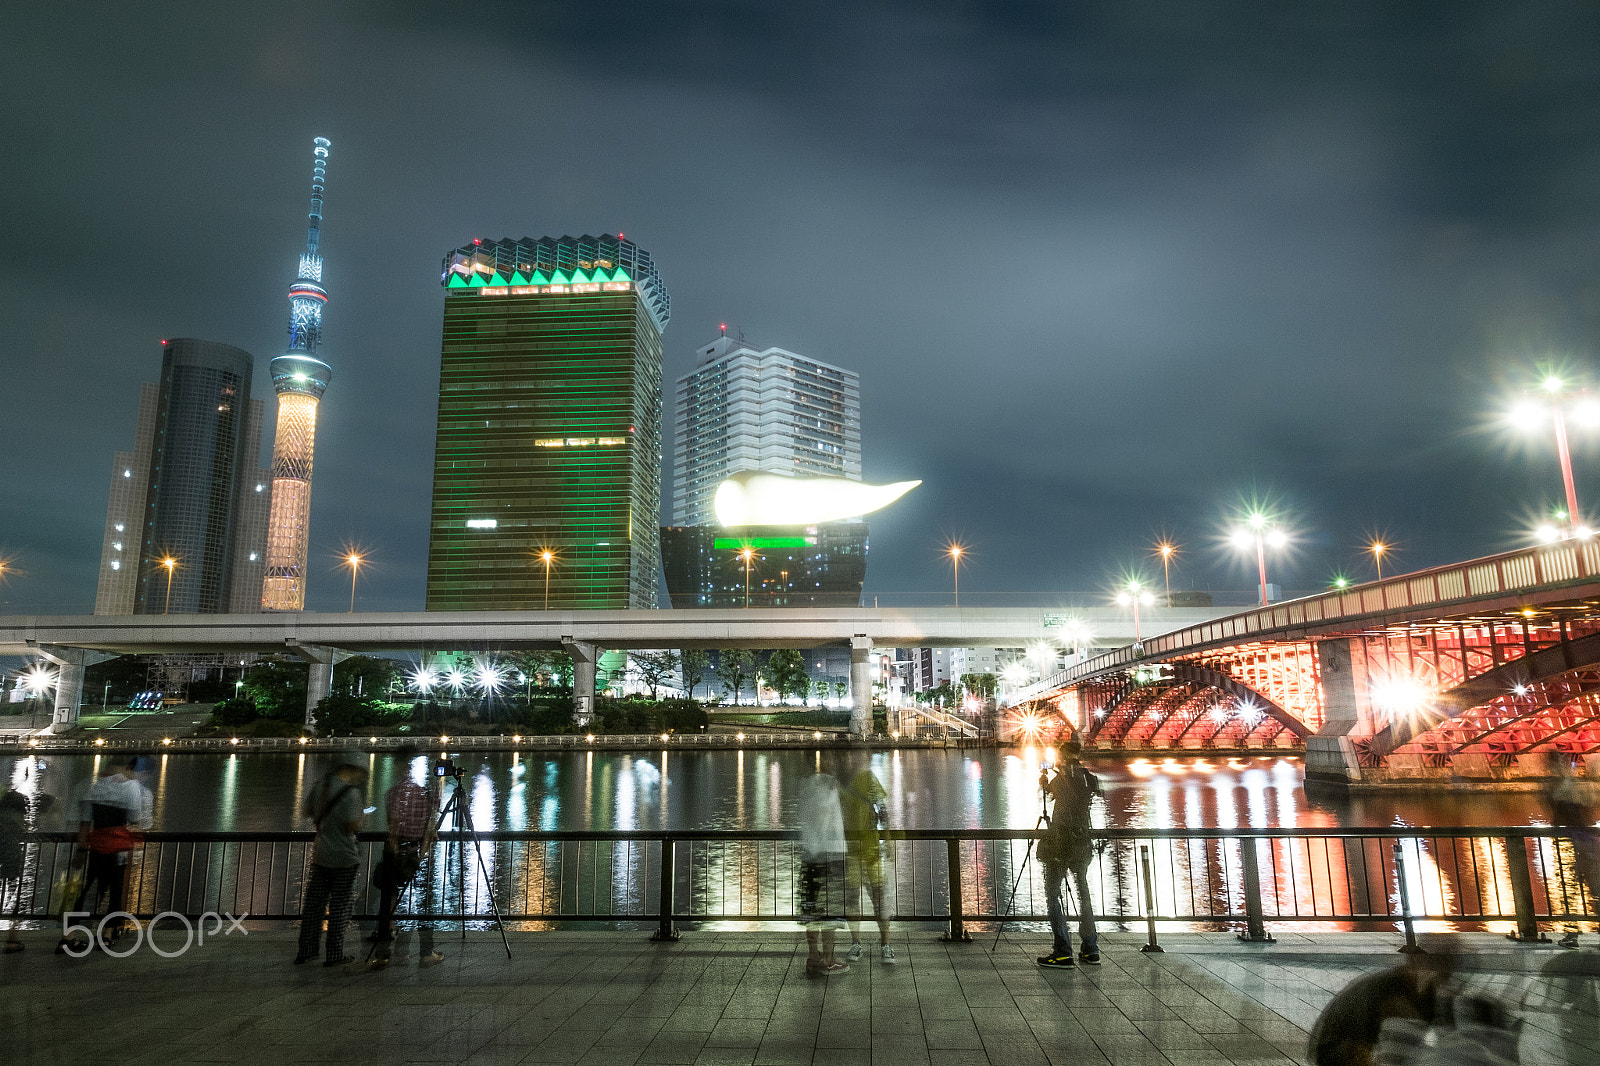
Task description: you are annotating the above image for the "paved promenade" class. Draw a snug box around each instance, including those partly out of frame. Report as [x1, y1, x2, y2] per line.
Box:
[2, 929, 1594, 1065]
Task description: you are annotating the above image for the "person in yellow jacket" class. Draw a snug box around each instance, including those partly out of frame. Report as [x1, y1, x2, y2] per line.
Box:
[838, 760, 894, 964]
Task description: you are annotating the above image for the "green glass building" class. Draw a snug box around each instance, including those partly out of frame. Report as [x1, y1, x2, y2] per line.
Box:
[425, 234, 669, 610]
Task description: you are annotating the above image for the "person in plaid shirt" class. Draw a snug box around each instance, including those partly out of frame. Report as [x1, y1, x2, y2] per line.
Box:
[370, 746, 442, 967]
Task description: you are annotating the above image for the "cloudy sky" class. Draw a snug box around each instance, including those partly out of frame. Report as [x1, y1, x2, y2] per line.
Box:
[4, 1, 1600, 613]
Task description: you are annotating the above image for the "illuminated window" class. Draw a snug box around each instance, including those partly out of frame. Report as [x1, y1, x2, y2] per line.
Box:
[123, 470, 132, 478]
[249, 552, 258, 561]
[112, 542, 122, 551]
[534, 439, 565, 448]
[114, 524, 124, 532]
[466, 519, 498, 529]
[109, 561, 120, 570]
[598, 437, 627, 446]
[256, 484, 265, 492]
[566, 438, 596, 447]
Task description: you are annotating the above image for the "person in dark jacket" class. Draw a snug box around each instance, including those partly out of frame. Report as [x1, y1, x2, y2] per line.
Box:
[1036, 739, 1100, 967]
[294, 752, 369, 967]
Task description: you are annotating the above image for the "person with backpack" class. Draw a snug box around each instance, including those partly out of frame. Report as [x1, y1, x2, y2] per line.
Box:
[1035, 738, 1101, 967]
[55, 754, 152, 954]
[294, 752, 369, 967]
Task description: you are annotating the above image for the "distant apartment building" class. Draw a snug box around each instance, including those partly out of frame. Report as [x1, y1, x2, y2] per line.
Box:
[95, 338, 269, 615]
[672, 329, 860, 527]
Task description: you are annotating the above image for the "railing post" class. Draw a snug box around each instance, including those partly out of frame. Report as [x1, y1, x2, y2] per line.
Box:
[651, 836, 680, 942]
[1393, 841, 1423, 954]
[940, 837, 971, 942]
[1237, 836, 1275, 944]
[1138, 845, 1163, 953]
[1503, 833, 1547, 943]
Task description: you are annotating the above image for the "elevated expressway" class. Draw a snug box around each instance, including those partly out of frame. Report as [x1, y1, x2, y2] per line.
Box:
[0, 604, 1226, 736]
[1004, 541, 1600, 785]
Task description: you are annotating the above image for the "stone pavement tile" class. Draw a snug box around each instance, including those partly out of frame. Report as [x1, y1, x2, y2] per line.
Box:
[927, 1051, 990, 1066]
[460, 1043, 545, 1066]
[532, 1027, 603, 1062]
[1131, 1019, 1213, 1051]
[1056, 1008, 1143, 1037]
[811, 1049, 871, 1066]
[978, 1034, 1050, 1066]
[871, 1012, 924, 1036]
[696, 1049, 759, 1066]
[599, 1016, 672, 1047]
[1204, 1032, 1298, 1062]
[966, 1005, 1027, 1032]
[755, 1036, 817, 1066]
[642, 1030, 714, 1064]
[707, 1017, 771, 1047]
[668, 1007, 733, 1032]
[870, 1035, 932, 1066]
[578, 1048, 645, 1066]
[1085, 1034, 1171, 1065]
[922, 1021, 984, 1050]
[815, 1017, 874, 1049]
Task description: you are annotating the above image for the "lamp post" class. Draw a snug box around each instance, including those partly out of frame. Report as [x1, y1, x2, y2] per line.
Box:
[161, 557, 177, 614]
[1153, 540, 1179, 606]
[1510, 376, 1598, 534]
[1230, 513, 1287, 607]
[739, 548, 756, 608]
[539, 550, 555, 610]
[343, 552, 363, 613]
[1117, 579, 1156, 647]
[948, 545, 964, 607]
[1369, 541, 1389, 582]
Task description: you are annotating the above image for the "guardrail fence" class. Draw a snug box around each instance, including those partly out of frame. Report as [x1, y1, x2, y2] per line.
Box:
[5, 827, 1594, 943]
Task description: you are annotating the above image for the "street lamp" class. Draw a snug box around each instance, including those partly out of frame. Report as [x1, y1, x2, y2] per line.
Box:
[342, 552, 364, 612]
[947, 544, 965, 607]
[1152, 540, 1180, 606]
[1509, 375, 1600, 534]
[738, 548, 757, 608]
[1368, 540, 1389, 582]
[538, 549, 556, 610]
[1229, 513, 1287, 607]
[161, 557, 177, 614]
[1116, 579, 1156, 647]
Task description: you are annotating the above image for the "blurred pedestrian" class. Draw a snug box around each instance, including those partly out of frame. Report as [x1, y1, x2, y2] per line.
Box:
[1, 789, 27, 953]
[797, 759, 848, 975]
[839, 758, 893, 964]
[294, 751, 369, 967]
[1036, 739, 1100, 966]
[1548, 758, 1600, 948]
[369, 746, 442, 968]
[55, 754, 152, 954]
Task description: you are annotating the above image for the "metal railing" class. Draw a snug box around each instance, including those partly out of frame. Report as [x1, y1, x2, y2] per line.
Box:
[1012, 539, 1600, 702]
[5, 826, 1595, 943]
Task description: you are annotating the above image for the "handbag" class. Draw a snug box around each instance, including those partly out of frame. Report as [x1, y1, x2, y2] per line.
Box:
[50, 867, 84, 916]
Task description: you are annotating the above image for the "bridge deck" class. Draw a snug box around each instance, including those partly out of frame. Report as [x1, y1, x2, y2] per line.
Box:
[3, 929, 1592, 1065]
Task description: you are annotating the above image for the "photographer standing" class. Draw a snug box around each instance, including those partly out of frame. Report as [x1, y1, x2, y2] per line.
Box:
[294, 752, 368, 967]
[370, 746, 443, 968]
[1036, 739, 1100, 967]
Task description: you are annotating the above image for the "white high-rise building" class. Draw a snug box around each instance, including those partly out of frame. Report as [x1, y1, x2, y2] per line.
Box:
[672, 329, 861, 526]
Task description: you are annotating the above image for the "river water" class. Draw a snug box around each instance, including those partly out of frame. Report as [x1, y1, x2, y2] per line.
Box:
[5, 748, 1554, 834]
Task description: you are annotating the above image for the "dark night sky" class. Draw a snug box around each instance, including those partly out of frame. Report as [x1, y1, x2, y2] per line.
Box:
[5, 2, 1600, 614]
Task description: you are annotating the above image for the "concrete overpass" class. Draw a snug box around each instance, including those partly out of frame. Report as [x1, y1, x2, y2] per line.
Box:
[0, 604, 1228, 735]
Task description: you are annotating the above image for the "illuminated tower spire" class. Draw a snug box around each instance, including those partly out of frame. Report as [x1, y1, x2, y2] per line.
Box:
[261, 137, 333, 611]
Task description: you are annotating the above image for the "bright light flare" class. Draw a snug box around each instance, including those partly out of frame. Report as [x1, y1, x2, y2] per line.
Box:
[1536, 524, 1562, 544]
[475, 663, 504, 695]
[999, 661, 1034, 688]
[1370, 675, 1432, 716]
[1016, 711, 1044, 737]
[445, 669, 468, 693]
[1544, 375, 1565, 393]
[20, 665, 57, 696]
[410, 667, 437, 693]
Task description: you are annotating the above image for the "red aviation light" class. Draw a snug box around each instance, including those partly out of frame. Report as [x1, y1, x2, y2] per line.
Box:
[473, 238, 481, 244]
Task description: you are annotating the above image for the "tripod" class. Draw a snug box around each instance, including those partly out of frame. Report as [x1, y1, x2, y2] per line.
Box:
[436, 770, 512, 959]
[992, 777, 1053, 951]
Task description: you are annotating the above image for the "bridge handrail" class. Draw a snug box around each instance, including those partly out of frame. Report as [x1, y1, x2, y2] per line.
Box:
[9, 825, 1593, 939]
[1011, 538, 1600, 703]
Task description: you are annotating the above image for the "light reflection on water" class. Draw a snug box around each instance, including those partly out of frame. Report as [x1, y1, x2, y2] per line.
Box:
[2, 749, 1560, 834]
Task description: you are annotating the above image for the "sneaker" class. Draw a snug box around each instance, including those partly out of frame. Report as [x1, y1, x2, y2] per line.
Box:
[1559, 933, 1581, 949]
[1037, 952, 1075, 967]
[846, 942, 864, 963]
[1078, 951, 1101, 965]
[367, 956, 392, 969]
[880, 944, 897, 965]
[418, 951, 446, 967]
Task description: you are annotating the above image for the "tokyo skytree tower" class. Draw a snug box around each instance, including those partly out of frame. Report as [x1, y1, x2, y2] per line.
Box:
[261, 137, 333, 611]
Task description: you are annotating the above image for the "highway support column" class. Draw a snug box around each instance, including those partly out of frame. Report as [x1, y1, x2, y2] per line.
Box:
[29, 644, 115, 734]
[850, 635, 874, 737]
[564, 638, 597, 727]
[286, 642, 347, 736]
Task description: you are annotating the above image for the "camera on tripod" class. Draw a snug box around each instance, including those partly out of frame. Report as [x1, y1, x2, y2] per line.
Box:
[435, 757, 466, 780]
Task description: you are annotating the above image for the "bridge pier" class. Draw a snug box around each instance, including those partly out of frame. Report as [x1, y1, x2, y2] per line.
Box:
[1305, 638, 1378, 787]
[850, 636, 873, 737]
[564, 639, 597, 727]
[29, 644, 115, 733]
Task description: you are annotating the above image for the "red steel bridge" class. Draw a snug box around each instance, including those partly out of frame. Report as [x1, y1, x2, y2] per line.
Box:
[1005, 540, 1600, 782]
